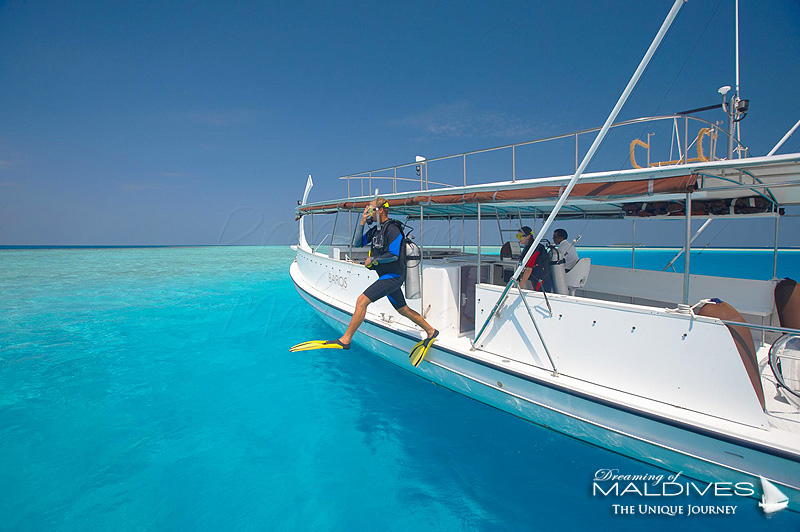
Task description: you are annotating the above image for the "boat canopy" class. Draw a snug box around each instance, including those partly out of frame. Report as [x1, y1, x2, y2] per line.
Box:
[296, 153, 800, 221]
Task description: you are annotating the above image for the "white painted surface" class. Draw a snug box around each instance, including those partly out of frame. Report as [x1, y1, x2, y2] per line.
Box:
[566, 257, 591, 292]
[295, 248, 420, 329]
[420, 264, 461, 338]
[475, 283, 768, 428]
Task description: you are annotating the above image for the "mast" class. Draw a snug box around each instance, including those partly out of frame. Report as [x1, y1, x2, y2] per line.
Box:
[735, 0, 740, 101]
[735, 0, 742, 149]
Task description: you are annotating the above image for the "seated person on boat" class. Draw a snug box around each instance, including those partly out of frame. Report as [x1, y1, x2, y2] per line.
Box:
[553, 228, 579, 271]
[516, 226, 553, 292]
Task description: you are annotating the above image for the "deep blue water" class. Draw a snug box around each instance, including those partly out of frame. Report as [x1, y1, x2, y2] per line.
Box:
[0, 247, 797, 531]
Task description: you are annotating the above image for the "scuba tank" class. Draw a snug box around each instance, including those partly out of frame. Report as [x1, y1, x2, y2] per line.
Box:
[549, 244, 568, 295]
[404, 239, 421, 299]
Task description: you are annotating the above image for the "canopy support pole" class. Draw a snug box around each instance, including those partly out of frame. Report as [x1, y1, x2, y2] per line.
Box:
[682, 192, 691, 305]
[462, 213, 465, 253]
[420, 205, 425, 315]
[773, 212, 780, 279]
[331, 210, 339, 248]
[448, 216, 452, 249]
[477, 203, 482, 277]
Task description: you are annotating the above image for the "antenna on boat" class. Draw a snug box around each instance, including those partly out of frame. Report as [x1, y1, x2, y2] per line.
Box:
[735, 0, 741, 145]
[415, 155, 427, 190]
[735, 0, 740, 100]
[720, 86, 749, 159]
[721, 0, 749, 159]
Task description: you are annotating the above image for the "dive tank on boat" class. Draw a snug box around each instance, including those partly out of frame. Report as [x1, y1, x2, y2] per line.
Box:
[549, 245, 568, 295]
[405, 240, 422, 299]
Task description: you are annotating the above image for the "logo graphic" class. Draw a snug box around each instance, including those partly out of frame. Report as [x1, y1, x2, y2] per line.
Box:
[591, 469, 789, 516]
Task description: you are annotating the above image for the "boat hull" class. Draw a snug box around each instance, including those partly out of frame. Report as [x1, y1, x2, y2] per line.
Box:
[291, 262, 800, 511]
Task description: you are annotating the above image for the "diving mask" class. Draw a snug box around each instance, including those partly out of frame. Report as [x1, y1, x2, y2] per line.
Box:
[365, 206, 378, 225]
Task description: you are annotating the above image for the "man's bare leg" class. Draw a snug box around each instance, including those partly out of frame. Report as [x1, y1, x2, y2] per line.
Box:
[397, 305, 436, 338]
[339, 294, 371, 345]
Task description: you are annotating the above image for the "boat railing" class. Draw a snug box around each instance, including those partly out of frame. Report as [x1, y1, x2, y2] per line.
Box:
[722, 320, 800, 337]
[338, 114, 749, 197]
[312, 232, 355, 253]
[312, 233, 332, 253]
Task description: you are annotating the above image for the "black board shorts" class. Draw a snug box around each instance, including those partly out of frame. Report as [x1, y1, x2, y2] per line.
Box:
[363, 274, 406, 309]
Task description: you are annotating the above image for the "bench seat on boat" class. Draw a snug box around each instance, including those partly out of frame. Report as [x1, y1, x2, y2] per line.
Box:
[580, 265, 777, 318]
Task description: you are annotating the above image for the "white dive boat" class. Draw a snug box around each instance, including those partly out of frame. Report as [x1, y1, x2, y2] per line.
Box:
[290, 1, 800, 512]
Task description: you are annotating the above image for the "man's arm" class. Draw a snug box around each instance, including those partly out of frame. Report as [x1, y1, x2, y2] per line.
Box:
[519, 267, 533, 287]
[351, 205, 374, 247]
[351, 223, 367, 248]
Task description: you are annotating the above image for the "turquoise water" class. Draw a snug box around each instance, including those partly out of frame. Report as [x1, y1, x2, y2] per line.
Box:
[582, 247, 800, 279]
[1, 247, 798, 531]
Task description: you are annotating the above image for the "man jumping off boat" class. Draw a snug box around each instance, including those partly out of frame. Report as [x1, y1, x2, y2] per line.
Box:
[290, 198, 438, 366]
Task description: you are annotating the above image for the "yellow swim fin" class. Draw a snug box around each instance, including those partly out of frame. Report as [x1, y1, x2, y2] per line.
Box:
[289, 339, 350, 352]
[409, 330, 438, 367]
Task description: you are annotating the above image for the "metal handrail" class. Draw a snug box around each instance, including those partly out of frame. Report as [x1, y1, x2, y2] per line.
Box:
[513, 279, 558, 375]
[313, 233, 332, 253]
[337, 113, 748, 197]
[692, 174, 800, 197]
[345, 175, 456, 189]
[720, 320, 800, 336]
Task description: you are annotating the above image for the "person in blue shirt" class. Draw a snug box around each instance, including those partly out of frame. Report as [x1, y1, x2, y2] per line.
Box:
[340, 198, 437, 350]
[292, 197, 438, 366]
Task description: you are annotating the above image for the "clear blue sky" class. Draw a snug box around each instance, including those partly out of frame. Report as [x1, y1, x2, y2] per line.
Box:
[1, 0, 799, 246]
